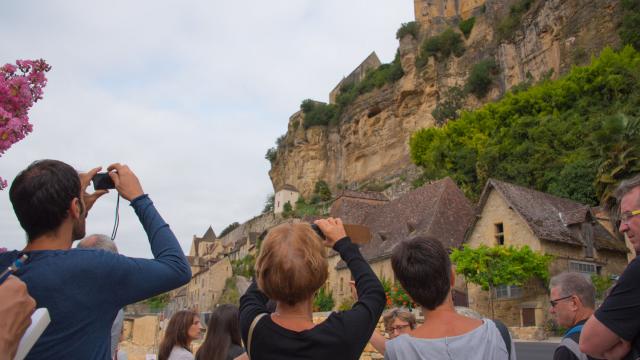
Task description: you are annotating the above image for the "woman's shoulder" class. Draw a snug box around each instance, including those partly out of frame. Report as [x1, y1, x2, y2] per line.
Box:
[168, 346, 194, 360]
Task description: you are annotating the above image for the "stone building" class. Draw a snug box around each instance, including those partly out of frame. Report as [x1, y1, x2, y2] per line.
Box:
[185, 257, 233, 313]
[188, 226, 217, 258]
[465, 179, 629, 328]
[274, 184, 300, 214]
[327, 177, 475, 307]
[329, 52, 381, 104]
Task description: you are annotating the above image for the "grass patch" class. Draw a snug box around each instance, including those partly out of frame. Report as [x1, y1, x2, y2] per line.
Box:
[459, 17, 476, 39]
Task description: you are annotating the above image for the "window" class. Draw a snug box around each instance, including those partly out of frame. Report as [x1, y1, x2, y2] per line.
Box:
[495, 223, 505, 245]
[495, 285, 522, 299]
[569, 261, 598, 275]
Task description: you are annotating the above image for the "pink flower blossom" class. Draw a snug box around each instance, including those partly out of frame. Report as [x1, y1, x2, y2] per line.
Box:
[0, 59, 50, 187]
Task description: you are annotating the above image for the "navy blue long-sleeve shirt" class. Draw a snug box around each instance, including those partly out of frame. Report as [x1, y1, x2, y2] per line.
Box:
[239, 237, 386, 360]
[0, 194, 191, 359]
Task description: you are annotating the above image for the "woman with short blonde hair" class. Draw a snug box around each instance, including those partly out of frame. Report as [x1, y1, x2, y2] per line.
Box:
[239, 219, 385, 360]
[255, 223, 328, 305]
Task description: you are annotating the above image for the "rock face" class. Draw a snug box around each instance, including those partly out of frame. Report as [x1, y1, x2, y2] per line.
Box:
[269, 0, 623, 198]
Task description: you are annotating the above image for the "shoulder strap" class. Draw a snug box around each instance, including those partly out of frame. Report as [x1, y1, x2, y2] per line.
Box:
[560, 337, 588, 360]
[247, 313, 268, 360]
[564, 324, 584, 337]
[493, 319, 512, 359]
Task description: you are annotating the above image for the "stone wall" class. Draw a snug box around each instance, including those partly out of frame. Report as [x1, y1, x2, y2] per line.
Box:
[467, 190, 542, 251]
[185, 257, 233, 313]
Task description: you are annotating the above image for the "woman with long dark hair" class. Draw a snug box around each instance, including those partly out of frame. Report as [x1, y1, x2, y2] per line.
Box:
[195, 304, 245, 360]
[158, 310, 201, 360]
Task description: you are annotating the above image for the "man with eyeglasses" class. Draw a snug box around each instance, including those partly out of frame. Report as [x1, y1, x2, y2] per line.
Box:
[548, 272, 596, 360]
[581, 175, 640, 359]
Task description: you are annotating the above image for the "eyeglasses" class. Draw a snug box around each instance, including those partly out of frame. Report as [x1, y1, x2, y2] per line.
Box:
[619, 210, 640, 224]
[549, 294, 573, 307]
[387, 324, 411, 333]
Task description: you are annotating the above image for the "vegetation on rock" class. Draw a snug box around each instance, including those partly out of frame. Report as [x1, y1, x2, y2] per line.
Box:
[313, 180, 332, 202]
[410, 47, 640, 205]
[496, 0, 534, 42]
[459, 17, 476, 39]
[432, 86, 466, 125]
[416, 28, 465, 69]
[396, 21, 420, 40]
[466, 59, 500, 98]
[232, 255, 255, 278]
[620, 0, 640, 51]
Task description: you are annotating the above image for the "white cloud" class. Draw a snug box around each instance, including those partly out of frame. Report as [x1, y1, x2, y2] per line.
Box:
[0, 0, 413, 257]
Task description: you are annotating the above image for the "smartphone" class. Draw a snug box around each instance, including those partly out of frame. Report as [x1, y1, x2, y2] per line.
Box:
[92, 173, 115, 190]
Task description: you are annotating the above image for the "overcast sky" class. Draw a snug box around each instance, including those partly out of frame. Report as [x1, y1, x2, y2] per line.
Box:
[0, 1, 414, 258]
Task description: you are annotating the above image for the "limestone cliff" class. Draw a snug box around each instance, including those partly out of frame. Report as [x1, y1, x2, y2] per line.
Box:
[269, 0, 623, 198]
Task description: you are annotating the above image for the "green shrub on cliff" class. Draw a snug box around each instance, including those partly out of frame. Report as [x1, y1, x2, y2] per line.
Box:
[432, 86, 466, 125]
[396, 21, 420, 40]
[301, 99, 338, 128]
[620, 0, 640, 50]
[416, 28, 465, 68]
[459, 17, 476, 39]
[410, 47, 640, 204]
[496, 0, 534, 42]
[466, 59, 499, 98]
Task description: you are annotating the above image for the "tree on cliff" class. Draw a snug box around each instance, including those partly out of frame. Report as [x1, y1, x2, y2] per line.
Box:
[313, 180, 332, 202]
[410, 47, 640, 204]
[451, 244, 552, 319]
[262, 194, 275, 213]
[0, 59, 51, 189]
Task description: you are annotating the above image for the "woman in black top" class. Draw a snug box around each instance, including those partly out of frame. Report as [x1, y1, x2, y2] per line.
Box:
[239, 218, 385, 360]
[195, 304, 245, 360]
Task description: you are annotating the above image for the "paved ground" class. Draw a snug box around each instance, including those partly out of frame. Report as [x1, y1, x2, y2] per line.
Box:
[515, 341, 559, 360]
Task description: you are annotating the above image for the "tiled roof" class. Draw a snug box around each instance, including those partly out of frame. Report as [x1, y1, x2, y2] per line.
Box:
[335, 190, 388, 202]
[330, 198, 383, 225]
[336, 177, 474, 268]
[278, 184, 299, 192]
[202, 226, 216, 240]
[477, 179, 626, 252]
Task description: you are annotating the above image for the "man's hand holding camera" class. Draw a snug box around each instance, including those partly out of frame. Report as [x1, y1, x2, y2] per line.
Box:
[314, 217, 347, 248]
[80, 167, 108, 215]
[106, 163, 144, 202]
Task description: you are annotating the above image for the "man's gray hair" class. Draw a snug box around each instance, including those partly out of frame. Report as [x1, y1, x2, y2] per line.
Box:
[614, 174, 640, 207]
[78, 234, 118, 254]
[549, 272, 595, 309]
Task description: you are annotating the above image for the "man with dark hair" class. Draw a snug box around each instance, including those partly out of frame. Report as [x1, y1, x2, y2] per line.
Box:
[0, 160, 191, 359]
[548, 272, 596, 360]
[581, 174, 640, 359]
[385, 237, 515, 360]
